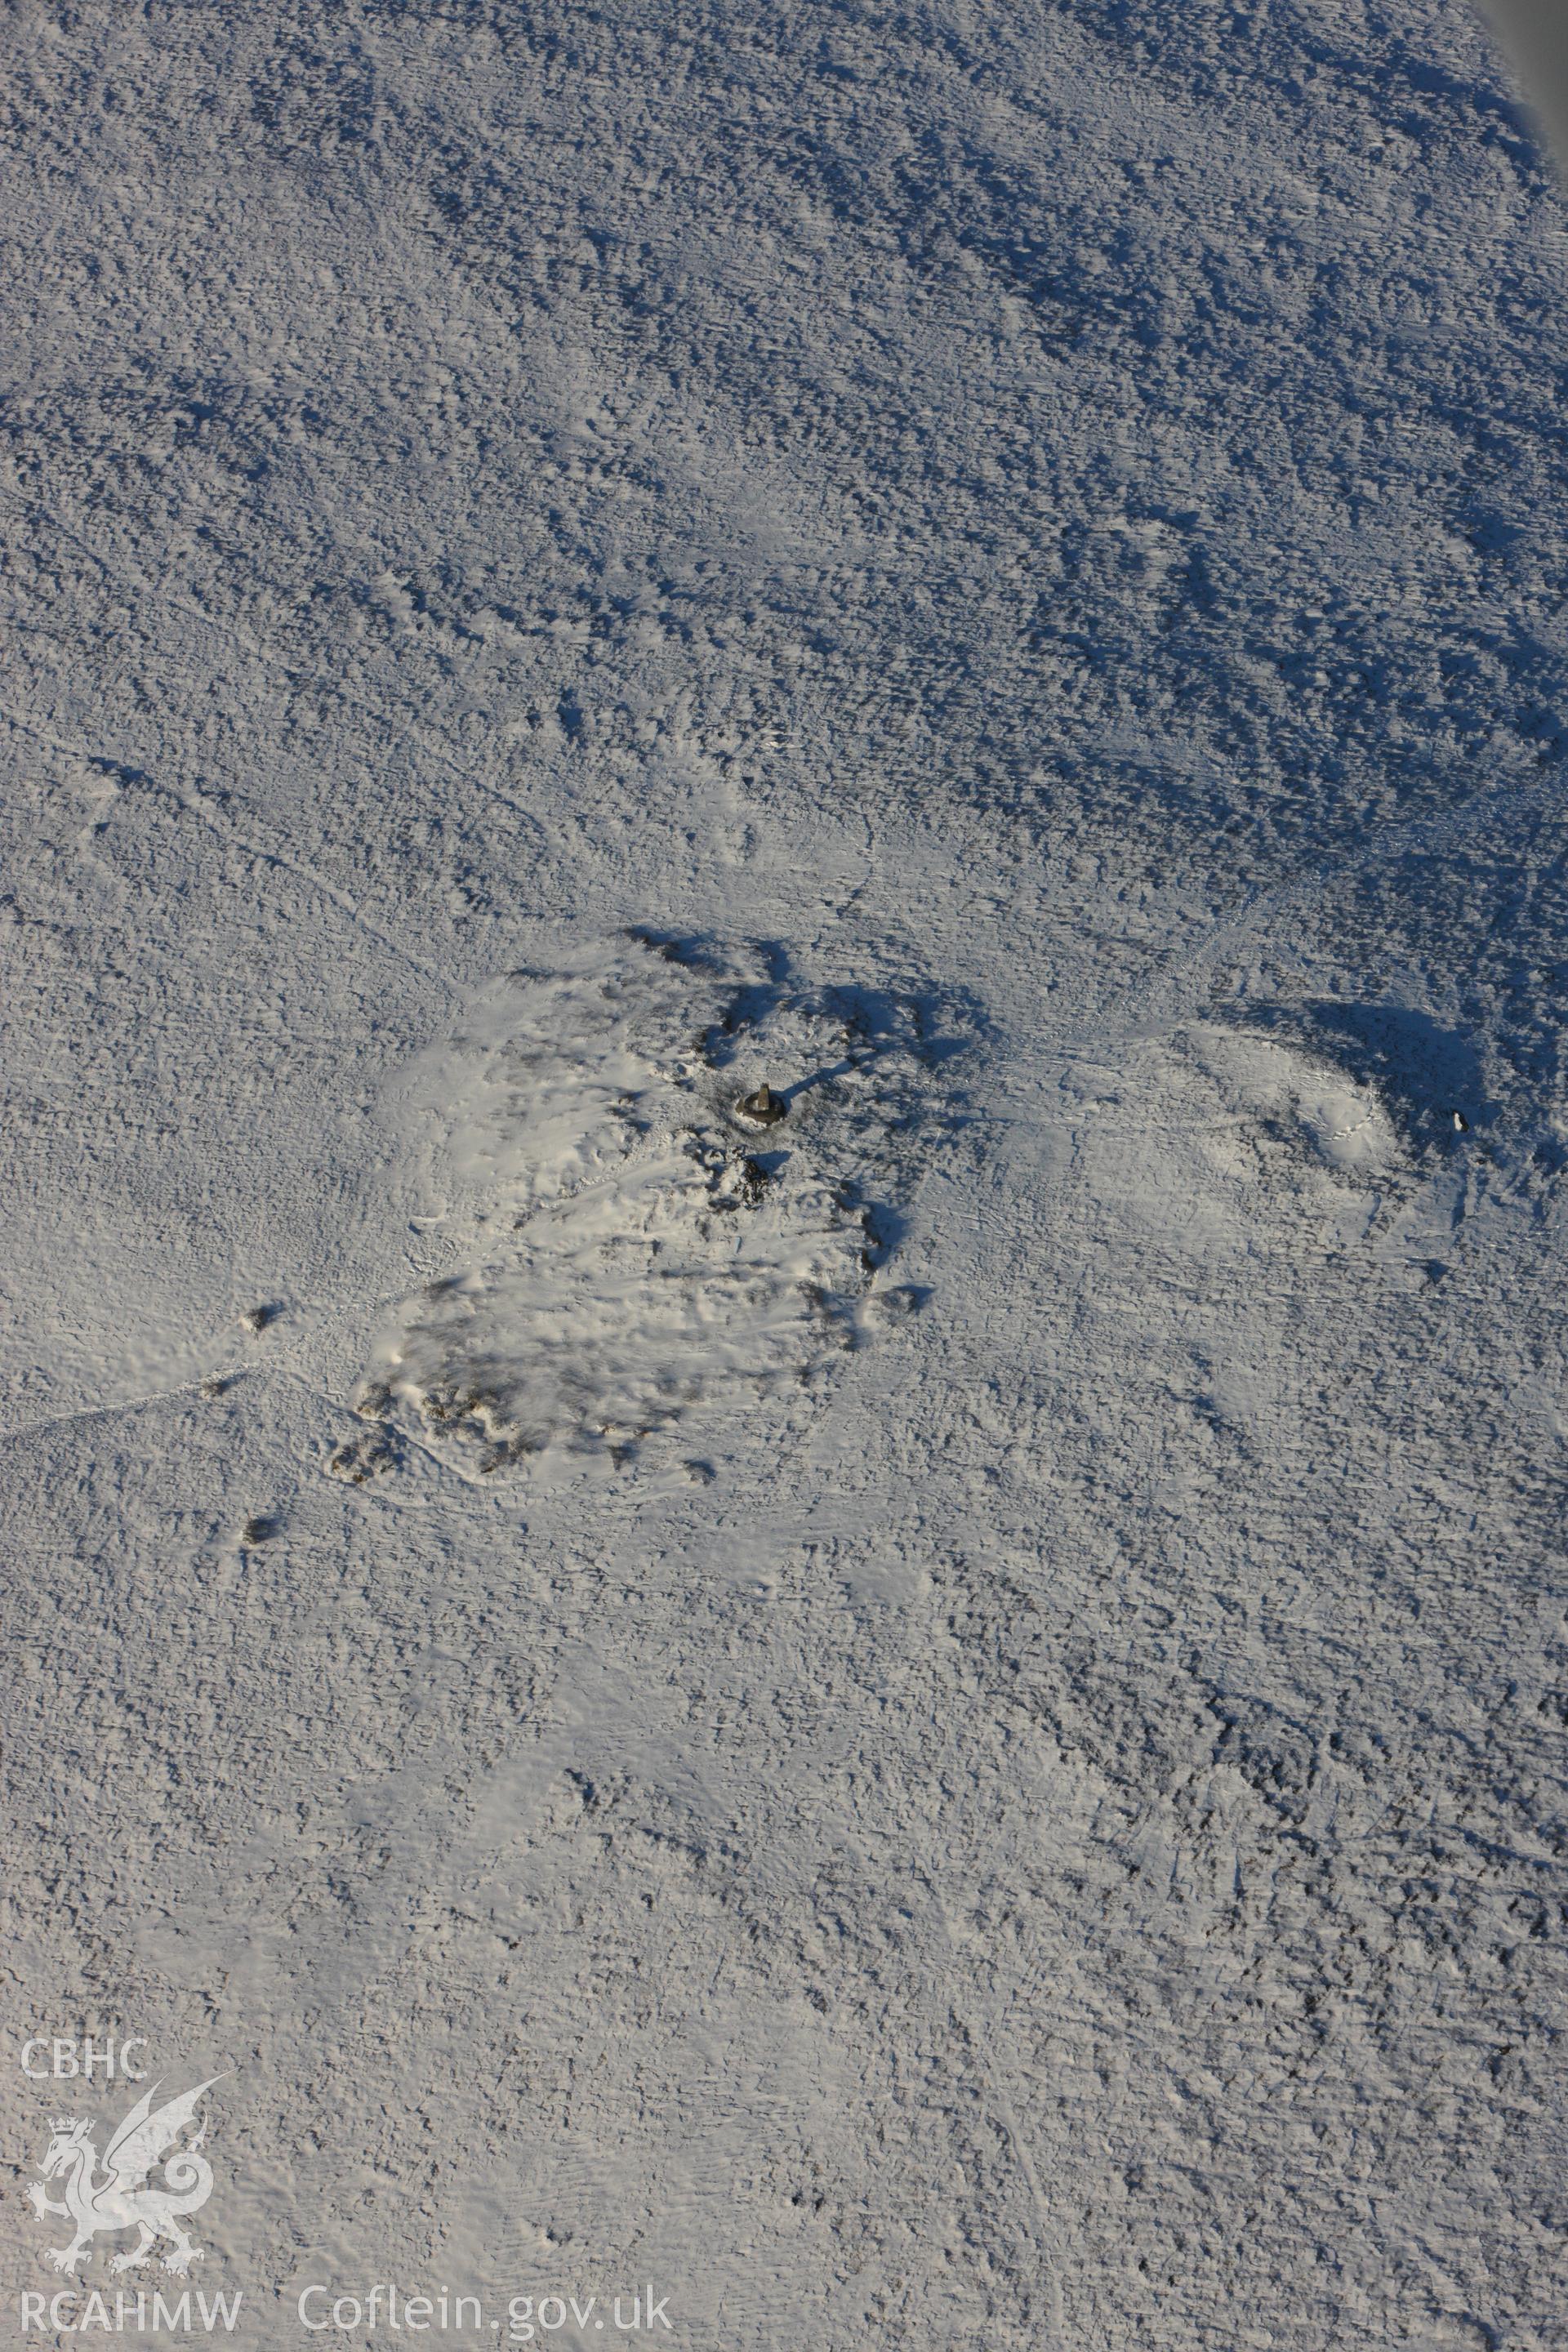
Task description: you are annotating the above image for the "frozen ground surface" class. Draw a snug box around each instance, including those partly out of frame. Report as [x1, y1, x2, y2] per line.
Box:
[2, 2, 1567, 2346]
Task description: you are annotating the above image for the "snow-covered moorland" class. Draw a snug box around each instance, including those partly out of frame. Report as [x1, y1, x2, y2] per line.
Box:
[2, 2, 1566, 2345]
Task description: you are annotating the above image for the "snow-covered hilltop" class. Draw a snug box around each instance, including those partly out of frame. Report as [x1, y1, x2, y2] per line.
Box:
[2, 5, 1566, 2348]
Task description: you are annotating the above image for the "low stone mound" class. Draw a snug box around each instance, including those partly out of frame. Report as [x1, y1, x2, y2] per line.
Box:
[356, 936, 959, 1474]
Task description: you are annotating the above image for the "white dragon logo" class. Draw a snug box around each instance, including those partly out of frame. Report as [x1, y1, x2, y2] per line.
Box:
[26, 2076, 225, 2275]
